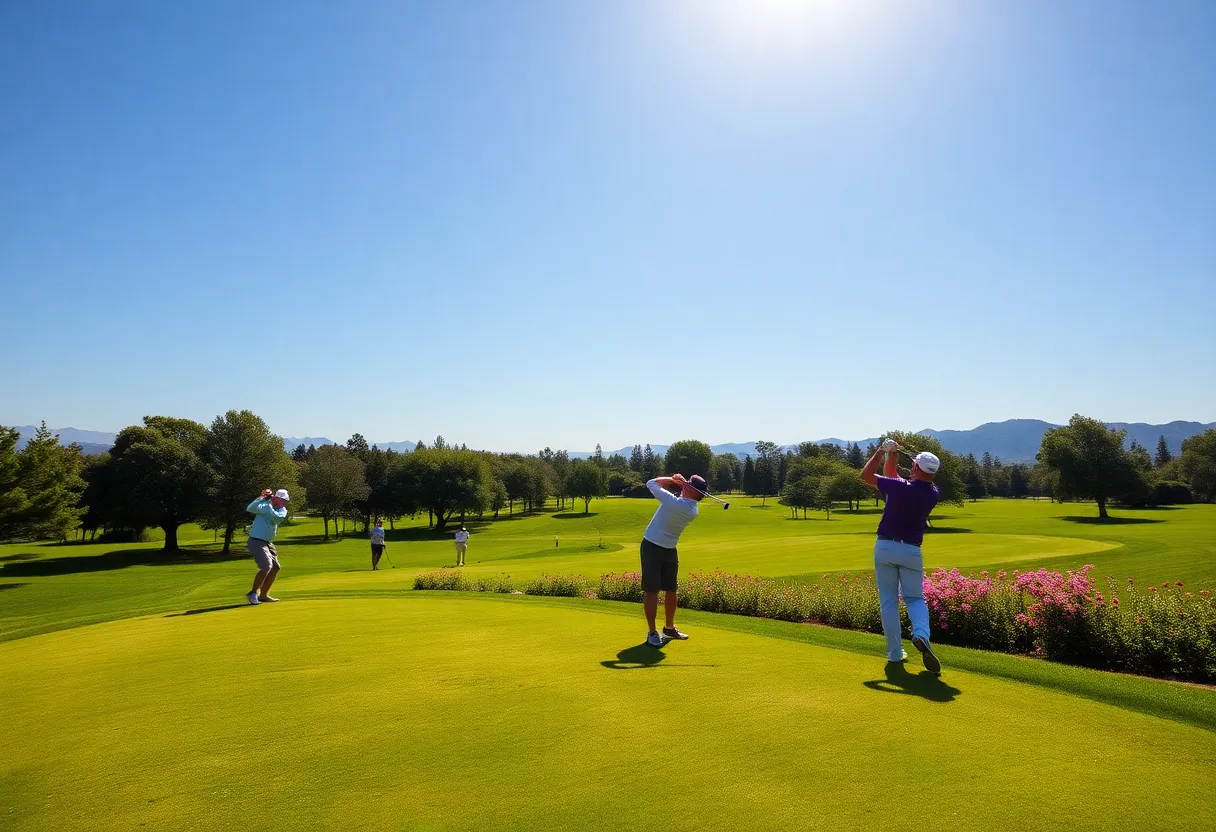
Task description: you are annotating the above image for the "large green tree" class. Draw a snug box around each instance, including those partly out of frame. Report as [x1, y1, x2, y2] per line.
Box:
[1, 424, 87, 540]
[1154, 435, 1173, 468]
[664, 440, 713, 481]
[1178, 429, 1216, 500]
[1037, 415, 1146, 519]
[753, 440, 784, 505]
[300, 445, 369, 539]
[566, 460, 608, 513]
[110, 417, 212, 550]
[398, 448, 492, 531]
[202, 410, 298, 553]
[12, 423, 86, 540]
[711, 453, 739, 493]
[0, 426, 28, 539]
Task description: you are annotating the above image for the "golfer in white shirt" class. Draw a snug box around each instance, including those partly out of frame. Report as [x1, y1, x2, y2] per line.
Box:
[640, 473, 706, 647]
[454, 525, 469, 567]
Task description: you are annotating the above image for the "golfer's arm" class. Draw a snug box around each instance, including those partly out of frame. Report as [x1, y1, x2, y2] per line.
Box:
[646, 477, 679, 503]
[246, 499, 270, 515]
[883, 451, 898, 478]
[860, 453, 883, 487]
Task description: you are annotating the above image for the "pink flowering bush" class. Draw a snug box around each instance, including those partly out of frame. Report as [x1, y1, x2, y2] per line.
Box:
[598, 572, 645, 602]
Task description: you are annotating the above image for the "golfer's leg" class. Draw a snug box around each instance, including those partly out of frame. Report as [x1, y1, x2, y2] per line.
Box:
[873, 542, 903, 660]
[663, 590, 678, 629]
[251, 568, 269, 594]
[644, 592, 660, 633]
[259, 564, 280, 596]
[897, 555, 930, 644]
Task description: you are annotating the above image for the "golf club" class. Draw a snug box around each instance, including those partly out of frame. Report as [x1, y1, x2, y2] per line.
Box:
[382, 550, 395, 569]
[680, 480, 730, 509]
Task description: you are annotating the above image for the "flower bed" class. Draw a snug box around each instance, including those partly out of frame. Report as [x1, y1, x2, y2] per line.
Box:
[413, 566, 1216, 682]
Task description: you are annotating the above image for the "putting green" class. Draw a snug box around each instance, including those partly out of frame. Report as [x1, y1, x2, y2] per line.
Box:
[1, 597, 1211, 831]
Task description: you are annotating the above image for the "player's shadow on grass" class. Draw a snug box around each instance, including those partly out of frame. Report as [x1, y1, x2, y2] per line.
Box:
[0, 547, 247, 578]
[553, 512, 599, 520]
[1060, 516, 1164, 526]
[863, 662, 960, 702]
[164, 604, 249, 617]
[600, 643, 720, 670]
[601, 643, 667, 669]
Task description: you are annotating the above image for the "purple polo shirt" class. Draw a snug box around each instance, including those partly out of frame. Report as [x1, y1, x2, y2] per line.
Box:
[875, 476, 939, 546]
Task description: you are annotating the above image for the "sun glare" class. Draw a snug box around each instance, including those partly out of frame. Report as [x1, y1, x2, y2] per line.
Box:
[657, 0, 944, 87]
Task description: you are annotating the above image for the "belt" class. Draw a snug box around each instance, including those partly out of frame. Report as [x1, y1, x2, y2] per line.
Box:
[249, 537, 270, 544]
[877, 535, 919, 546]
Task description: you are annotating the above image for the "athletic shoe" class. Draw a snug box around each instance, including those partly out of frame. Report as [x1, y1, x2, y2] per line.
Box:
[913, 637, 941, 673]
[245, 591, 260, 606]
[888, 649, 908, 662]
[646, 631, 666, 648]
[258, 595, 280, 603]
[662, 626, 689, 640]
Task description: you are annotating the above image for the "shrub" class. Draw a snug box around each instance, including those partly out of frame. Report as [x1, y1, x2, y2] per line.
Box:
[523, 573, 590, 597]
[598, 572, 645, 602]
[413, 570, 469, 591]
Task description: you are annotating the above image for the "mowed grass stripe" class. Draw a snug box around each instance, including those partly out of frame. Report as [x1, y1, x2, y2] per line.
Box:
[1, 597, 1212, 832]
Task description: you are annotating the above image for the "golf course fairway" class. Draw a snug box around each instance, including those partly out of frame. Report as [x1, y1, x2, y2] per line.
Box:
[2, 595, 1212, 831]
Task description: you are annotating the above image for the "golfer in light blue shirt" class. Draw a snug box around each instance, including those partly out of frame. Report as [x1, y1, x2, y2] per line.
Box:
[245, 488, 289, 605]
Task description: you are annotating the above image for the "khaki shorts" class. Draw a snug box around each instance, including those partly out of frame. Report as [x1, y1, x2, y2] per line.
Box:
[455, 543, 468, 554]
[248, 538, 280, 570]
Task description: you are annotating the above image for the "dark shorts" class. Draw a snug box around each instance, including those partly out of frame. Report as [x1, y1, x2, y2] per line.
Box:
[371, 544, 385, 555]
[640, 538, 678, 593]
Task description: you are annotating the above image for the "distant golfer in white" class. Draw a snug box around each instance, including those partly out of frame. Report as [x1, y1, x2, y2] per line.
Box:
[370, 520, 387, 570]
[246, 488, 290, 605]
[861, 440, 942, 672]
[454, 525, 469, 567]
[640, 473, 706, 647]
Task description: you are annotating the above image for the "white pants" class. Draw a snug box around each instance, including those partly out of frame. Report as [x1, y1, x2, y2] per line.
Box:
[873, 538, 931, 662]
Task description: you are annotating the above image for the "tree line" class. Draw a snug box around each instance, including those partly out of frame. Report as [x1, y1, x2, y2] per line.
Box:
[3, 414, 1215, 547]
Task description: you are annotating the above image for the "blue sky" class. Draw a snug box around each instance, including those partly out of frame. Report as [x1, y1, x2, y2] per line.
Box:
[2, 0, 1213, 451]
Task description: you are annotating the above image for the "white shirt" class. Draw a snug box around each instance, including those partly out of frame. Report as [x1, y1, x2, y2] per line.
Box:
[370, 526, 386, 545]
[642, 479, 699, 549]
[454, 530, 469, 544]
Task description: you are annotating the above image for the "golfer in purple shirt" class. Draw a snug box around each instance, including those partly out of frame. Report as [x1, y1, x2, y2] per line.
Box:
[861, 439, 943, 672]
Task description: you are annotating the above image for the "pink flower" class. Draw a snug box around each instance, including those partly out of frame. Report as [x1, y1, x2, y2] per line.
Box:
[1148, 587, 1157, 593]
[961, 603, 972, 612]
[1176, 582, 1184, 588]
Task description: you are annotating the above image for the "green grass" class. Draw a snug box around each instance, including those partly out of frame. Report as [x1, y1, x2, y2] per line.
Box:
[2, 596, 1213, 832]
[1, 498, 1213, 830]
[1, 498, 1213, 643]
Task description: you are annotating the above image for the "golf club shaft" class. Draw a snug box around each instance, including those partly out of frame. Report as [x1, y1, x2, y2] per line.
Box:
[680, 480, 728, 506]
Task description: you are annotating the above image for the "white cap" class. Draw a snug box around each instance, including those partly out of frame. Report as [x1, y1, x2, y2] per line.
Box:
[913, 452, 940, 474]
[274, 488, 291, 501]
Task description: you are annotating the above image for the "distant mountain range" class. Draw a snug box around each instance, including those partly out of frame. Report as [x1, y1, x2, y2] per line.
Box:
[10, 420, 1214, 464]
[576, 419, 1216, 463]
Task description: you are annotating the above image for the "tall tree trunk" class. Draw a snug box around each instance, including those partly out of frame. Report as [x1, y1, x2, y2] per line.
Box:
[162, 524, 179, 551]
[1097, 497, 1108, 519]
[323, 516, 330, 540]
[223, 520, 236, 554]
